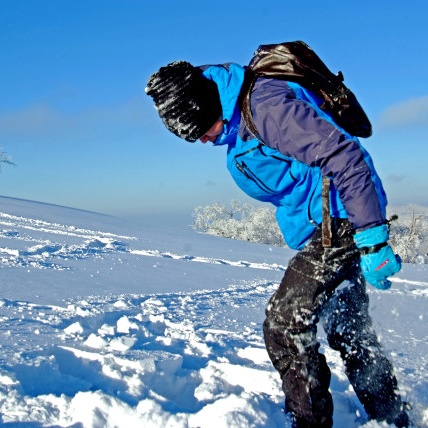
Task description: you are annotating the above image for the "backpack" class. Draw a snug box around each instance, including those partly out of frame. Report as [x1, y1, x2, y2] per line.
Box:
[240, 41, 373, 248]
[240, 40, 372, 140]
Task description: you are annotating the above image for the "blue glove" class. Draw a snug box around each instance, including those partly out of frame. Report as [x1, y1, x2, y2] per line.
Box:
[354, 224, 402, 290]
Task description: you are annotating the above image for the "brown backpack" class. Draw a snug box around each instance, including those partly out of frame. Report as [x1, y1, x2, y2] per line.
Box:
[240, 41, 372, 141]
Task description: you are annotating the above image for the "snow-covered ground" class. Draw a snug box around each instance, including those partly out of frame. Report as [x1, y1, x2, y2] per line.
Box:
[0, 195, 427, 427]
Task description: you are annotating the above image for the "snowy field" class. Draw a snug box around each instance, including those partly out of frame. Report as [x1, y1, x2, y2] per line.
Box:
[0, 195, 427, 427]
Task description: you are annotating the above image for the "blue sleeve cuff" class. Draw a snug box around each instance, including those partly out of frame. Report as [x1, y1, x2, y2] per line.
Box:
[354, 224, 389, 248]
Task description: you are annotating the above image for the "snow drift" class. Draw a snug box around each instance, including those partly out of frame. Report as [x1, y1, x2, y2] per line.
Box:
[0, 196, 427, 427]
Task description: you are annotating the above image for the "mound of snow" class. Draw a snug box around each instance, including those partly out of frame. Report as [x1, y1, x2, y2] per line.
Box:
[0, 196, 427, 427]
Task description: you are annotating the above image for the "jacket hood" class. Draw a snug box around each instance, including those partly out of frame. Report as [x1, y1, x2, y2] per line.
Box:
[202, 63, 245, 146]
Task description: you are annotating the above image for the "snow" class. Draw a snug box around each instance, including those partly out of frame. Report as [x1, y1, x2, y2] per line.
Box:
[0, 195, 427, 427]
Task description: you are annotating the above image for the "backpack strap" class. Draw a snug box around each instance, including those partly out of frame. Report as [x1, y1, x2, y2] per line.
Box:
[239, 69, 262, 142]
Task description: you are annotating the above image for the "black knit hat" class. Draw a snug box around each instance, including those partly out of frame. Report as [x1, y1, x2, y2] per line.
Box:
[146, 61, 222, 142]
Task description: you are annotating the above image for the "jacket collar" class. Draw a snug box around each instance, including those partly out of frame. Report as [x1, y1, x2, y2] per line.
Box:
[202, 63, 245, 146]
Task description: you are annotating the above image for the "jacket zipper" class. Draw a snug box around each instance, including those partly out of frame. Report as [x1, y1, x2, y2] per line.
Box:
[235, 161, 277, 193]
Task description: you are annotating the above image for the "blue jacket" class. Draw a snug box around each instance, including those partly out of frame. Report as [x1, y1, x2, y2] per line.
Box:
[202, 64, 387, 250]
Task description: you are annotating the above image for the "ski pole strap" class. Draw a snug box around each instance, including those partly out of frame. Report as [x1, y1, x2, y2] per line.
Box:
[322, 176, 332, 248]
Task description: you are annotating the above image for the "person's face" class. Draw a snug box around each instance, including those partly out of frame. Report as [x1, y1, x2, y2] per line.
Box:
[199, 119, 224, 144]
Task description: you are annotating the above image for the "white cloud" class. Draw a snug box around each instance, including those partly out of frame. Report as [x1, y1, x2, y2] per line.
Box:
[379, 95, 428, 128]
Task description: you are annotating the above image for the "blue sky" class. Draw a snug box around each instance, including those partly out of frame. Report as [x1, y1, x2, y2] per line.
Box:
[1, 1, 427, 225]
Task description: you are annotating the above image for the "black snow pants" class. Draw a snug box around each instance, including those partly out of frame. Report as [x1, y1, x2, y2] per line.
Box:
[263, 219, 404, 427]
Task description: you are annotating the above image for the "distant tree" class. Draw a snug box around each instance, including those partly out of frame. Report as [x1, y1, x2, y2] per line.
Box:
[388, 205, 428, 264]
[192, 200, 285, 247]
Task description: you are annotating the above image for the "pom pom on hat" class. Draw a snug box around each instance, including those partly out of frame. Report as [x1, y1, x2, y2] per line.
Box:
[146, 61, 222, 142]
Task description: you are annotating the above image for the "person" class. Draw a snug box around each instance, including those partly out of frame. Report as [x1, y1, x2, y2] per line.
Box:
[145, 57, 409, 427]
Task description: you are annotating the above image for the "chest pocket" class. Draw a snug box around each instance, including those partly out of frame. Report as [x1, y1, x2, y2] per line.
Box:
[228, 141, 306, 204]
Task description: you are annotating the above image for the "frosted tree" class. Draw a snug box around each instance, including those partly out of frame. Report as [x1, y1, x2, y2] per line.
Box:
[192, 202, 232, 235]
[192, 200, 285, 246]
[388, 206, 428, 264]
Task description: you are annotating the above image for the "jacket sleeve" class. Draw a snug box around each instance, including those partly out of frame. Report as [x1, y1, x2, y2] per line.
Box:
[250, 78, 386, 232]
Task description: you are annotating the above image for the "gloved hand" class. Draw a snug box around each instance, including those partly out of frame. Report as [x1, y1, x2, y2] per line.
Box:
[354, 224, 402, 290]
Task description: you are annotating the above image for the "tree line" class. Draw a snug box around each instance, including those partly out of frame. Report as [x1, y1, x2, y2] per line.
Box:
[192, 200, 428, 264]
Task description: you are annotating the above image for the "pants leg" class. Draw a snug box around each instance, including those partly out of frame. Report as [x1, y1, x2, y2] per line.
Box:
[263, 268, 334, 427]
[264, 220, 407, 427]
[263, 222, 359, 427]
[321, 275, 405, 424]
